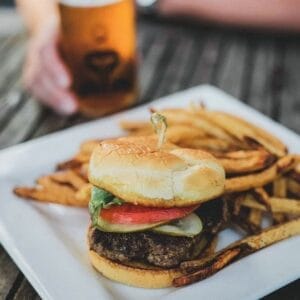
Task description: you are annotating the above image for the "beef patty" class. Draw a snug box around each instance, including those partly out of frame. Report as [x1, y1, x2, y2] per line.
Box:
[89, 227, 203, 268]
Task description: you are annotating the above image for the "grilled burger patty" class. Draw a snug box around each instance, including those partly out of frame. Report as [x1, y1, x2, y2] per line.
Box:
[89, 227, 203, 268]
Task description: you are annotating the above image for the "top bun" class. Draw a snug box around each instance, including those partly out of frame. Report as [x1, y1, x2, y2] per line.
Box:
[89, 136, 225, 207]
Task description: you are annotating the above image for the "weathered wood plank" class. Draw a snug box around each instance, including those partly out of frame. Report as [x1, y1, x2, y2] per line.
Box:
[213, 36, 248, 99]
[11, 278, 40, 300]
[263, 279, 300, 300]
[0, 35, 22, 58]
[0, 86, 23, 131]
[137, 19, 155, 58]
[152, 35, 195, 99]
[189, 34, 221, 86]
[0, 36, 26, 95]
[31, 111, 69, 138]
[0, 95, 45, 149]
[280, 42, 300, 133]
[138, 29, 175, 102]
[246, 41, 277, 117]
[0, 246, 20, 299]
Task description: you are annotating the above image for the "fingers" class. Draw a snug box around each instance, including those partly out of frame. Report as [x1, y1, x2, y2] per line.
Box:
[23, 27, 78, 115]
[31, 74, 77, 115]
[40, 41, 71, 89]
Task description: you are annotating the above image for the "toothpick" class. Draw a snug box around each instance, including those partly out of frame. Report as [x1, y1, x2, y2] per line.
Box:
[151, 112, 168, 150]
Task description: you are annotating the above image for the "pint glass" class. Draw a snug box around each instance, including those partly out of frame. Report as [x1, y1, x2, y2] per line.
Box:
[59, 0, 137, 117]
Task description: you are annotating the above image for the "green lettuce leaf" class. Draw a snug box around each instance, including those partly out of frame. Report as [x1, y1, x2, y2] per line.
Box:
[89, 186, 123, 226]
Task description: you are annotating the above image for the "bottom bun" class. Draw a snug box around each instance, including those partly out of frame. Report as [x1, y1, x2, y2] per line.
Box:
[89, 250, 183, 289]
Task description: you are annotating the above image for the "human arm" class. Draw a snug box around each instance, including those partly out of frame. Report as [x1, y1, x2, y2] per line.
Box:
[159, 0, 300, 31]
[16, 0, 77, 114]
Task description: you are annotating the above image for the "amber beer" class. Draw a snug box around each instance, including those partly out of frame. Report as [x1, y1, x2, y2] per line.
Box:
[59, 0, 137, 117]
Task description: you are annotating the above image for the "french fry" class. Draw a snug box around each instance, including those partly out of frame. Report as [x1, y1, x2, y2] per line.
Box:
[248, 209, 263, 228]
[288, 170, 300, 184]
[158, 109, 235, 142]
[75, 183, 92, 205]
[14, 184, 80, 207]
[287, 178, 300, 197]
[36, 176, 74, 191]
[232, 206, 261, 234]
[163, 125, 207, 144]
[253, 188, 271, 211]
[225, 164, 277, 193]
[200, 235, 219, 258]
[14, 175, 89, 207]
[225, 156, 294, 193]
[49, 170, 87, 189]
[276, 155, 295, 173]
[231, 192, 263, 234]
[57, 158, 83, 171]
[127, 127, 154, 136]
[174, 248, 241, 286]
[14, 186, 77, 206]
[79, 139, 100, 155]
[57, 140, 100, 170]
[272, 213, 287, 224]
[218, 152, 274, 174]
[77, 163, 89, 181]
[231, 194, 245, 216]
[57, 156, 89, 171]
[214, 150, 270, 159]
[241, 196, 300, 215]
[119, 120, 151, 132]
[197, 111, 287, 157]
[73, 153, 92, 164]
[230, 194, 261, 234]
[273, 177, 287, 197]
[272, 177, 287, 224]
[174, 218, 300, 286]
[179, 138, 237, 152]
[293, 155, 300, 165]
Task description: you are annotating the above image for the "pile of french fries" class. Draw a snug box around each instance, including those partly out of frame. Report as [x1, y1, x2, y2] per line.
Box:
[14, 104, 300, 287]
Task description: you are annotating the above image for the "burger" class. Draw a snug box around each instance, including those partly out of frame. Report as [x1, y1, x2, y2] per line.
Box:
[87, 135, 225, 288]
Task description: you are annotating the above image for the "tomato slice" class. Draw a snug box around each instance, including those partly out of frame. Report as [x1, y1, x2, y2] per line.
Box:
[100, 203, 199, 225]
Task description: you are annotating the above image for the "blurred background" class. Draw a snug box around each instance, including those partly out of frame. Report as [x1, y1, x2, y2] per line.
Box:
[0, 1, 299, 141]
[0, 1, 23, 36]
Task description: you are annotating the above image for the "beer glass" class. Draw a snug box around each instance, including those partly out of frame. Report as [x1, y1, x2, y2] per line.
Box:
[58, 0, 137, 117]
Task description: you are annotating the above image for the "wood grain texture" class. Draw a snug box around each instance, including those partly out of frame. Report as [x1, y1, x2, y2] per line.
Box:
[0, 17, 299, 299]
[152, 34, 195, 98]
[247, 41, 277, 116]
[213, 36, 248, 99]
[0, 246, 21, 299]
[280, 41, 300, 132]
[11, 279, 41, 300]
[189, 33, 221, 86]
[0, 95, 45, 149]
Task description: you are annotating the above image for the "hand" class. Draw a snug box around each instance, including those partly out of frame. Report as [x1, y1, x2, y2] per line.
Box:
[23, 21, 78, 115]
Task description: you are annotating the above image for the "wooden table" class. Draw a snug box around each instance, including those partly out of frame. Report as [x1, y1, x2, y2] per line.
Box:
[0, 16, 299, 299]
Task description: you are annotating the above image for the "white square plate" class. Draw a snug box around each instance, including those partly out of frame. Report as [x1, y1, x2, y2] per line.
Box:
[0, 85, 299, 300]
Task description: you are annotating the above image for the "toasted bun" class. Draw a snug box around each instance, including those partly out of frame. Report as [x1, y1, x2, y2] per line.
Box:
[89, 250, 182, 288]
[89, 136, 225, 207]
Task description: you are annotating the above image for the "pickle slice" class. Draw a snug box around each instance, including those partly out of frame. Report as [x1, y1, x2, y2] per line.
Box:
[95, 216, 164, 233]
[151, 213, 203, 237]
[95, 213, 202, 236]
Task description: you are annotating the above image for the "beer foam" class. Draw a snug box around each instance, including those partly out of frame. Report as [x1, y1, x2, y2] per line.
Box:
[59, 0, 121, 7]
